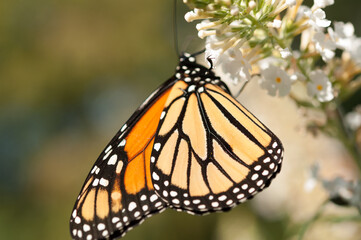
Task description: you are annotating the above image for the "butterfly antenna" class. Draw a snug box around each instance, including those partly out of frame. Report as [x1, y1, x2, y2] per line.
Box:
[234, 81, 249, 98]
[206, 55, 214, 69]
[173, 0, 180, 57]
[192, 48, 206, 57]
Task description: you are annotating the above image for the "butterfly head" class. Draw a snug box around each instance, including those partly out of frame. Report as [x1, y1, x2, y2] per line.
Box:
[175, 52, 230, 94]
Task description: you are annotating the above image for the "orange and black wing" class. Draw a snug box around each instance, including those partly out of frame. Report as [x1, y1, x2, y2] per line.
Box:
[150, 55, 284, 214]
[70, 78, 177, 240]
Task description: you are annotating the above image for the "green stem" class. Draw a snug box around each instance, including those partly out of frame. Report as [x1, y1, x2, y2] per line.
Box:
[298, 200, 328, 240]
[333, 102, 361, 171]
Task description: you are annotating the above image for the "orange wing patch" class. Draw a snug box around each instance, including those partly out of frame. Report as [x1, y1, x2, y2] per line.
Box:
[123, 88, 172, 194]
[124, 89, 171, 161]
[124, 154, 146, 194]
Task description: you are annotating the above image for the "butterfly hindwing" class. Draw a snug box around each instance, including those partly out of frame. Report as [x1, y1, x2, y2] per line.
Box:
[150, 55, 284, 214]
[70, 78, 177, 240]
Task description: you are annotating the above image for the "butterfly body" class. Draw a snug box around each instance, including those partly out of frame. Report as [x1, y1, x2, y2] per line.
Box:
[70, 53, 283, 240]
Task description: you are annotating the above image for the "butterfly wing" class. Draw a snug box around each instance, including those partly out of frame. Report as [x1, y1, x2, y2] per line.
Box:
[70, 79, 177, 240]
[150, 57, 283, 215]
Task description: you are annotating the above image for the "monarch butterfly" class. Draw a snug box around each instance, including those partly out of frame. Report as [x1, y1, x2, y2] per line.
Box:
[70, 52, 284, 240]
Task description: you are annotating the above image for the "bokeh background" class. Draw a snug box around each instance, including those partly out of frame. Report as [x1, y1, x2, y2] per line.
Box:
[1, 0, 361, 239]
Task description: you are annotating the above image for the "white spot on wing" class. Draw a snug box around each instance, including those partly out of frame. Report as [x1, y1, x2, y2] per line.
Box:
[128, 202, 137, 211]
[100, 178, 109, 187]
[218, 195, 227, 201]
[75, 216, 81, 224]
[251, 174, 259, 180]
[154, 143, 161, 151]
[193, 199, 201, 204]
[121, 124, 127, 132]
[150, 194, 158, 202]
[107, 154, 118, 165]
[97, 223, 105, 231]
[92, 178, 99, 186]
[152, 172, 160, 181]
[237, 193, 245, 199]
[254, 165, 261, 171]
[257, 180, 264, 186]
[102, 230, 109, 237]
[83, 224, 90, 232]
[160, 111, 166, 120]
[188, 85, 196, 92]
[103, 150, 112, 160]
[105, 145, 112, 153]
[118, 139, 126, 147]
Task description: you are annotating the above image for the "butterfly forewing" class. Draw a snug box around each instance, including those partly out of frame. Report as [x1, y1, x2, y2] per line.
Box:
[150, 56, 284, 214]
[70, 79, 177, 240]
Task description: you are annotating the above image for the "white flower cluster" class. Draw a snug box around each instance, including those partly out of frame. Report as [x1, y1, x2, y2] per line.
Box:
[184, 0, 361, 103]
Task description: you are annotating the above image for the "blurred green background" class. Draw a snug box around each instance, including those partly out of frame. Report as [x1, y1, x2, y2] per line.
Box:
[1, 0, 361, 239]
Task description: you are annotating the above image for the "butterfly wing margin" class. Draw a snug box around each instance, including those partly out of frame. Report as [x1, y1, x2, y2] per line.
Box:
[70, 78, 177, 239]
[150, 81, 284, 215]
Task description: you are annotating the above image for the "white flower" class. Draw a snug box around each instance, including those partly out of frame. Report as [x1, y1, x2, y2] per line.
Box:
[345, 107, 361, 130]
[304, 177, 317, 192]
[351, 38, 361, 64]
[279, 47, 292, 58]
[230, 5, 240, 16]
[328, 22, 355, 51]
[269, 19, 282, 28]
[216, 48, 252, 85]
[313, 31, 336, 62]
[313, 0, 334, 8]
[259, 65, 292, 97]
[184, 8, 210, 22]
[307, 70, 334, 102]
[305, 8, 331, 30]
[258, 57, 286, 70]
[286, 0, 297, 7]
